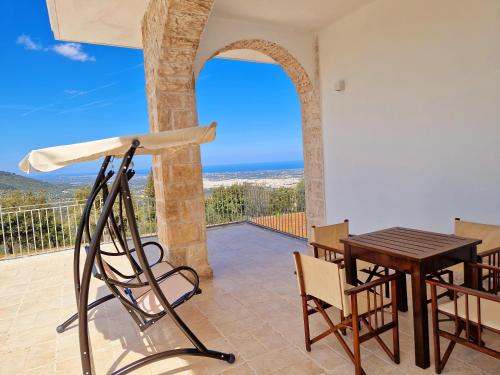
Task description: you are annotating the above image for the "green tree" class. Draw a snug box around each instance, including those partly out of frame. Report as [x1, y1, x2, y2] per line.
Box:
[0, 191, 48, 208]
[0, 191, 53, 256]
[74, 186, 92, 201]
[296, 179, 305, 212]
[269, 187, 296, 214]
[144, 169, 155, 199]
[205, 184, 248, 225]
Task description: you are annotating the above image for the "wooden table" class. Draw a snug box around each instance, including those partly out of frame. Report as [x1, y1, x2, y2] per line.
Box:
[340, 227, 481, 369]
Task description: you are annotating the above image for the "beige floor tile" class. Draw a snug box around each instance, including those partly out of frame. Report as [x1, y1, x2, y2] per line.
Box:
[24, 340, 56, 370]
[219, 362, 256, 375]
[0, 348, 29, 374]
[0, 224, 497, 375]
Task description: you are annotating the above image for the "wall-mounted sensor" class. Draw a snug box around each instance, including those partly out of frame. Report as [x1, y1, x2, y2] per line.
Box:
[335, 80, 346, 92]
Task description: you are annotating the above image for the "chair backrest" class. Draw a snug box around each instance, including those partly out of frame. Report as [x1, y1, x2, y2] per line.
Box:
[311, 220, 349, 252]
[293, 252, 348, 312]
[454, 219, 500, 255]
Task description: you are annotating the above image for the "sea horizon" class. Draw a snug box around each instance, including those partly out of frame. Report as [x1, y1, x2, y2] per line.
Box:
[30, 160, 304, 181]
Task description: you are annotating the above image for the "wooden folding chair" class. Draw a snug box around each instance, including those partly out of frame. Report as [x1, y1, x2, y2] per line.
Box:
[293, 252, 400, 375]
[310, 220, 389, 285]
[427, 263, 500, 374]
[447, 218, 500, 293]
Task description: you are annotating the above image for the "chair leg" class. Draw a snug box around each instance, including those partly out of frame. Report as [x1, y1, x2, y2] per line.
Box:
[430, 295, 441, 373]
[340, 310, 347, 336]
[351, 304, 363, 375]
[384, 268, 390, 298]
[301, 295, 311, 351]
[391, 278, 400, 364]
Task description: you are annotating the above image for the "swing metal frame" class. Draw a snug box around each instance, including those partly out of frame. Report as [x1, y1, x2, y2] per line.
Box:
[67, 140, 234, 375]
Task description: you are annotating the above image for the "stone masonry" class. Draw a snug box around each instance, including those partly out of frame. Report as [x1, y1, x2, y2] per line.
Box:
[142, 0, 215, 278]
[141, 1, 326, 278]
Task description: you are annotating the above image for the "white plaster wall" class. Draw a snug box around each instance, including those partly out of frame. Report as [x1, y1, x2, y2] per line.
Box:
[195, 16, 316, 81]
[319, 0, 500, 234]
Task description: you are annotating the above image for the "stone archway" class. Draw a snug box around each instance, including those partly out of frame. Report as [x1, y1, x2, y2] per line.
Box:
[141, 1, 326, 279]
[206, 40, 326, 231]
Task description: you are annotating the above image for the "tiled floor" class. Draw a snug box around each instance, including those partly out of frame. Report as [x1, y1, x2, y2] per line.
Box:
[0, 223, 499, 374]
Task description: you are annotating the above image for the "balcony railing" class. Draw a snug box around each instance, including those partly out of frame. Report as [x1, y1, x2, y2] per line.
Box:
[205, 185, 307, 238]
[0, 185, 306, 259]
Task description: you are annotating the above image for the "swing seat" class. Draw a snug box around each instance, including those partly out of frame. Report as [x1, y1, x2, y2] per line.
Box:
[100, 249, 201, 321]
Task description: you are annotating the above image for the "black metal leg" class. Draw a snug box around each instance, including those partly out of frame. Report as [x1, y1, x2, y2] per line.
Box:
[57, 294, 115, 333]
[112, 348, 235, 375]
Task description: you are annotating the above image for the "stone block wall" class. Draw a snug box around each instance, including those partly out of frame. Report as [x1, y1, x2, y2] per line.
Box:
[141, 1, 326, 279]
[142, 0, 215, 278]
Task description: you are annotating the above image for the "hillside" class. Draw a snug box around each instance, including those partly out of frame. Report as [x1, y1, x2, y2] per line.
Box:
[0, 171, 54, 192]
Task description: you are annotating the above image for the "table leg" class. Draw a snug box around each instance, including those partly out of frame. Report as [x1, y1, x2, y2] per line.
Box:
[464, 245, 479, 289]
[344, 244, 357, 285]
[396, 272, 408, 312]
[411, 267, 430, 369]
[464, 245, 482, 344]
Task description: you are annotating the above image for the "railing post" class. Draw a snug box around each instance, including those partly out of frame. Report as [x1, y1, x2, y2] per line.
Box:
[0, 206, 5, 257]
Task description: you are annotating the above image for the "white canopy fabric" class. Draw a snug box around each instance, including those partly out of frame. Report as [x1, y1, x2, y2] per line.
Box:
[19, 123, 217, 173]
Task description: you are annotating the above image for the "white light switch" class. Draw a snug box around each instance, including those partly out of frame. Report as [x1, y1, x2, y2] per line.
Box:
[335, 80, 346, 92]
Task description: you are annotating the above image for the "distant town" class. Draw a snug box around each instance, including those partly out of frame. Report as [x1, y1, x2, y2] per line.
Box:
[0, 162, 304, 200]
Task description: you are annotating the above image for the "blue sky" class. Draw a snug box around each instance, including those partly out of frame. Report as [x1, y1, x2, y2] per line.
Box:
[0, 0, 302, 175]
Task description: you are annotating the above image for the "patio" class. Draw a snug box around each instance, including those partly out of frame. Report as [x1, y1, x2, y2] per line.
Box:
[1, 223, 498, 374]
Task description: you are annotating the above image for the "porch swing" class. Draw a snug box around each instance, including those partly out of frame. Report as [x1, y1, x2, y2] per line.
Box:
[19, 123, 235, 375]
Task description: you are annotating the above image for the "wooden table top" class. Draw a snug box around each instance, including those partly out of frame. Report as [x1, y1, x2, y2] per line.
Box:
[340, 227, 482, 261]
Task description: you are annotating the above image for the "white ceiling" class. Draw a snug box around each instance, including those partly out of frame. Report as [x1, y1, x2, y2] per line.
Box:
[213, 0, 376, 31]
[46, 0, 375, 48]
[46, 0, 148, 48]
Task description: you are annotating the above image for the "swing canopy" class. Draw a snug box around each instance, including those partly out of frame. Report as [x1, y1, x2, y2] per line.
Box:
[19, 123, 217, 173]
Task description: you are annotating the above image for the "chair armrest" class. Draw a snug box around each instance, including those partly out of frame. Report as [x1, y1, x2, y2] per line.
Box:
[157, 265, 200, 303]
[329, 257, 345, 266]
[479, 246, 500, 258]
[426, 278, 500, 303]
[141, 240, 165, 264]
[310, 242, 343, 254]
[470, 262, 500, 273]
[157, 265, 199, 285]
[345, 273, 399, 296]
[129, 241, 165, 269]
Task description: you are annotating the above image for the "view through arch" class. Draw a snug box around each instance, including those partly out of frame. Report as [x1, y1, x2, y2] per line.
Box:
[198, 40, 326, 239]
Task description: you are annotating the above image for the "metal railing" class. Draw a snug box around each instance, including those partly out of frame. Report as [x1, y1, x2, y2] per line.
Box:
[0, 185, 306, 259]
[0, 197, 157, 259]
[204, 185, 307, 238]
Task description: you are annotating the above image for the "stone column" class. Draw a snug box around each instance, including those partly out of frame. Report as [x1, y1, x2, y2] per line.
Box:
[141, 0, 214, 278]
